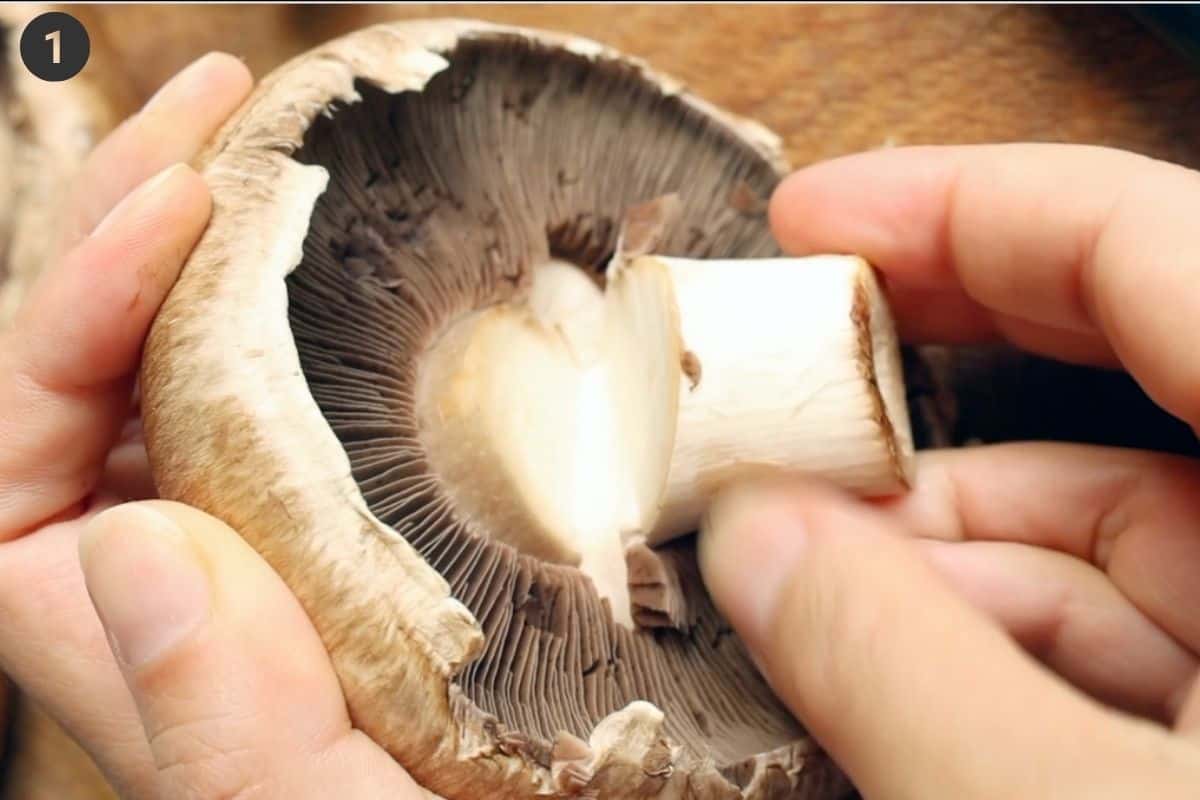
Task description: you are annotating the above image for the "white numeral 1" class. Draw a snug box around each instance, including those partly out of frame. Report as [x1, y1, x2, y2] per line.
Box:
[45, 29, 61, 65]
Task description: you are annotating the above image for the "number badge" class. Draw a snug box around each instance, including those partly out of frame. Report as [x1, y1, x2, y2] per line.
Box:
[19, 11, 90, 82]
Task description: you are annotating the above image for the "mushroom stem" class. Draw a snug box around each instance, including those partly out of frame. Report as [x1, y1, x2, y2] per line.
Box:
[648, 254, 914, 543]
[417, 253, 914, 624]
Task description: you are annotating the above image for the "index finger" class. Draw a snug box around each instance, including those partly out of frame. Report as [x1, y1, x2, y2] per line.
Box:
[64, 52, 252, 248]
[770, 144, 1200, 429]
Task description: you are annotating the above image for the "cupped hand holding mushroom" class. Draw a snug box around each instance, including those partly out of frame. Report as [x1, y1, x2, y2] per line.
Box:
[0, 52, 428, 800]
[0, 25, 912, 800]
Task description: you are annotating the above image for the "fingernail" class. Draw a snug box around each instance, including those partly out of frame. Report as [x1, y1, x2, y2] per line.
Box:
[141, 52, 237, 114]
[80, 504, 210, 669]
[698, 481, 809, 643]
[91, 163, 191, 238]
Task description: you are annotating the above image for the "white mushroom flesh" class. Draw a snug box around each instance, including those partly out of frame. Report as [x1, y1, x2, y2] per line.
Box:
[418, 252, 913, 624]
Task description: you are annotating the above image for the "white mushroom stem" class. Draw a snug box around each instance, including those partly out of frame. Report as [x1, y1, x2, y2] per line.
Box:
[649, 255, 914, 543]
[416, 253, 914, 626]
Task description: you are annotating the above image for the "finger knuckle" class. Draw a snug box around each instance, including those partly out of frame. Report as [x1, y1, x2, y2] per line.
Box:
[148, 712, 269, 800]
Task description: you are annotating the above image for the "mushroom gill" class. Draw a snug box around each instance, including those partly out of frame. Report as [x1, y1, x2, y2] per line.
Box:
[287, 29, 807, 772]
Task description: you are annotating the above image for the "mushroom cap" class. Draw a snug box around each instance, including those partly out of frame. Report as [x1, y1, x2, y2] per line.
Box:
[142, 20, 848, 800]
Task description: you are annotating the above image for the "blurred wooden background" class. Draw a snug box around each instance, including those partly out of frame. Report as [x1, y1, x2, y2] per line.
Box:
[60, 4, 1200, 167]
[3, 4, 1200, 798]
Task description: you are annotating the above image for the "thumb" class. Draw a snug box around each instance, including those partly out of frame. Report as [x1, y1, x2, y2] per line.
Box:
[78, 500, 426, 800]
[698, 481, 1176, 800]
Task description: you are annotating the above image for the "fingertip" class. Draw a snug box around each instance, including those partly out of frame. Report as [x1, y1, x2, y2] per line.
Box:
[89, 161, 210, 264]
[133, 499, 323, 659]
[132, 500, 246, 562]
[203, 51, 254, 90]
[199, 51, 255, 114]
[768, 151, 891, 247]
[152, 162, 212, 240]
[89, 162, 210, 243]
[699, 479, 855, 645]
[767, 169, 811, 252]
[769, 147, 963, 286]
[66, 50, 253, 243]
[15, 163, 211, 391]
[768, 162, 853, 255]
[79, 502, 211, 671]
[142, 51, 253, 118]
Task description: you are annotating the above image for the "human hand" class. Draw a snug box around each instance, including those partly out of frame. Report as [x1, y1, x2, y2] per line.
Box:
[0, 53, 425, 799]
[699, 144, 1200, 799]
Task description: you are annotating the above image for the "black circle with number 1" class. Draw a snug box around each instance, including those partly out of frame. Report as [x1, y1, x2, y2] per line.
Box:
[20, 11, 90, 82]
